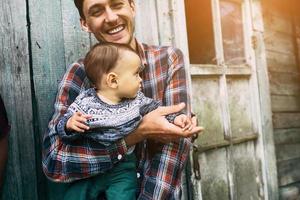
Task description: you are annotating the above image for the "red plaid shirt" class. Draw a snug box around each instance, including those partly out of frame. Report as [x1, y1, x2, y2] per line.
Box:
[42, 40, 192, 199]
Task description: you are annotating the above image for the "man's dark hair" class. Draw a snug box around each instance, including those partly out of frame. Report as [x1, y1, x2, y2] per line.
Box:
[74, 0, 133, 19]
[84, 42, 138, 88]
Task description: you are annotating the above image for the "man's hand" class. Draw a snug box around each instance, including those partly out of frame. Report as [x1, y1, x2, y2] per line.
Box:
[66, 112, 91, 133]
[125, 103, 203, 146]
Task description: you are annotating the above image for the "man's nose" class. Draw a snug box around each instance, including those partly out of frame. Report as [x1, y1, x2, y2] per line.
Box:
[104, 8, 118, 24]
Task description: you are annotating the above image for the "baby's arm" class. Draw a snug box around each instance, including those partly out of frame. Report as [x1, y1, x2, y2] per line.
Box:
[56, 93, 91, 140]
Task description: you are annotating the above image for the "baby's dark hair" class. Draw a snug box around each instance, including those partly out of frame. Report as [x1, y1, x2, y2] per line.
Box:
[74, 0, 133, 19]
[84, 42, 138, 87]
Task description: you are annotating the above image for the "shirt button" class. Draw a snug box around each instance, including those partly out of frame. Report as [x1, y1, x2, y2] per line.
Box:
[137, 173, 141, 178]
[117, 154, 123, 160]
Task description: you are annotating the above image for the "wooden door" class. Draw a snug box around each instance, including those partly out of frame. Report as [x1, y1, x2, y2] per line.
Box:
[184, 0, 275, 199]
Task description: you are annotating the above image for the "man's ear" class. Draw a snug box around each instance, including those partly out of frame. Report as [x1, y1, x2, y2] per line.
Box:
[129, 0, 136, 17]
[106, 72, 118, 89]
[80, 18, 91, 33]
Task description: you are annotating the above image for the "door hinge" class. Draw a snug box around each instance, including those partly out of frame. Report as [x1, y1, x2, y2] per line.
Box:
[192, 144, 201, 180]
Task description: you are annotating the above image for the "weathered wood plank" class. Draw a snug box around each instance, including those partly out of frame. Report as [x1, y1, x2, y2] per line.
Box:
[264, 30, 295, 54]
[253, 30, 279, 199]
[279, 182, 300, 200]
[275, 143, 300, 162]
[0, 0, 38, 199]
[169, 0, 190, 59]
[274, 128, 300, 162]
[61, 0, 91, 65]
[274, 128, 300, 144]
[250, 0, 264, 32]
[271, 95, 300, 112]
[232, 142, 261, 199]
[135, 1, 159, 45]
[269, 72, 300, 96]
[227, 77, 254, 138]
[266, 51, 298, 73]
[297, 37, 300, 65]
[263, 12, 293, 35]
[29, 0, 66, 134]
[199, 149, 230, 200]
[277, 158, 300, 186]
[273, 113, 300, 129]
[155, 0, 173, 46]
[29, 0, 68, 199]
[191, 77, 225, 147]
[262, 0, 292, 19]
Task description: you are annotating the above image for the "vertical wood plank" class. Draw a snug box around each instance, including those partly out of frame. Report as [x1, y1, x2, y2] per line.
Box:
[251, 2, 279, 198]
[155, 0, 173, 46]
[0, 0, 38, 199]
[199, 149, 230, 200]
[232, 142, 261, 199]
[135, 1, 159, 45]
[29, 0, 66, 135]
[61, 0, 91, 65]
[29, 0, 67, 199]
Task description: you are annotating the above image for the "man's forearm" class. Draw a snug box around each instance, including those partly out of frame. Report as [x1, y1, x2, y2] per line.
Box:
[124, 127, 145, 147]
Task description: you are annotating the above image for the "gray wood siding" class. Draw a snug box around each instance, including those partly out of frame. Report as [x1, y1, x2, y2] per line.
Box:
[0, 0, 39, 199]
[262, 0, 300, 199]
[0, 0, 191, 199]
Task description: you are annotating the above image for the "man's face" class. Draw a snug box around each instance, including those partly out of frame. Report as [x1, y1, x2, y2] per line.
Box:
[81, 0, 136, 48]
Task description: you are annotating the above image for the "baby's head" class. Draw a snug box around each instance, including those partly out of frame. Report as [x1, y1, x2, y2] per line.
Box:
[84, 42, 142, 99]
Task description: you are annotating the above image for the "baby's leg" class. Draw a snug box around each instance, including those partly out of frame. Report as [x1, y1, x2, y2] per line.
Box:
[106, 153, 137, 200]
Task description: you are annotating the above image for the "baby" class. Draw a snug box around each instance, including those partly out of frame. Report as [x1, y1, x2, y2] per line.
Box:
[56, 43, 192, 200]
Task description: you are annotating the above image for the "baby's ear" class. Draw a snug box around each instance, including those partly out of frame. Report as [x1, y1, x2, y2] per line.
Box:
[106, 72, 118, 89]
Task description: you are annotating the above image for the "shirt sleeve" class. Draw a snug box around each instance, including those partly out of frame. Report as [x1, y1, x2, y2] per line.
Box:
[42, 63, 128, 183]
[138, 47, 192, 200]
[139, 91, 161, 116]
[0, 96, 10, 139]
[56, 92, 86, 141]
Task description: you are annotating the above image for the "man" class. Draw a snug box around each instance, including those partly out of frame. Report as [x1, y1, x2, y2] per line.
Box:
[42, 0, 202, 199]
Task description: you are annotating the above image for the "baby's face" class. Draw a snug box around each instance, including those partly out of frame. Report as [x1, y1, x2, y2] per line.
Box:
[114, 50, 142, 99]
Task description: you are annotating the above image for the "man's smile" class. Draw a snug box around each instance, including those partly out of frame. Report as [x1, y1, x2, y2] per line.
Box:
[106, 24, 125, 35]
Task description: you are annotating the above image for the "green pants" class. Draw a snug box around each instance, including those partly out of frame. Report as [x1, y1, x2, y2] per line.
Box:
[48, 153, 137, 200]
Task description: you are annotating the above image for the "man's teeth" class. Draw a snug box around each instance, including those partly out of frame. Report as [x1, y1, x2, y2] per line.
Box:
[108, 26, 124, 34]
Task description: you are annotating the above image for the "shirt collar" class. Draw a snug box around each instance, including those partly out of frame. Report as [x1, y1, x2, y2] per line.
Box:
[135, 39, 147, 69]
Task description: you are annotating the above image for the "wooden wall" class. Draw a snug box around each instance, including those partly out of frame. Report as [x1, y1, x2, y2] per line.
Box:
[0, 0, 191, 199]
[262, 0, 300, 199]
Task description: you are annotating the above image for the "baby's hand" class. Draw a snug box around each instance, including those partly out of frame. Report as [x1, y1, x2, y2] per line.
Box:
[66, 112, 91, 133]
[173, 114, 193, 131]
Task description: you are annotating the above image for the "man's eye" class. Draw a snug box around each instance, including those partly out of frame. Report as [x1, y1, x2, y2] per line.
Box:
[91, 9, 104, 16]
[111, 3, 123, 9]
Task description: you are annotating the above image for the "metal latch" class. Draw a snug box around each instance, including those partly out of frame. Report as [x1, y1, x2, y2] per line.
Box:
[192, 144, 201, 180]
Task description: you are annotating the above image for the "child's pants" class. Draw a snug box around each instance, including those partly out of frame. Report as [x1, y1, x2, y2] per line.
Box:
[63, 153, 137, 200]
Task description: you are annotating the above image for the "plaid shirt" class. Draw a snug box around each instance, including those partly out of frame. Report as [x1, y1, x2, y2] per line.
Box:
[42, 40, 191, 199]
